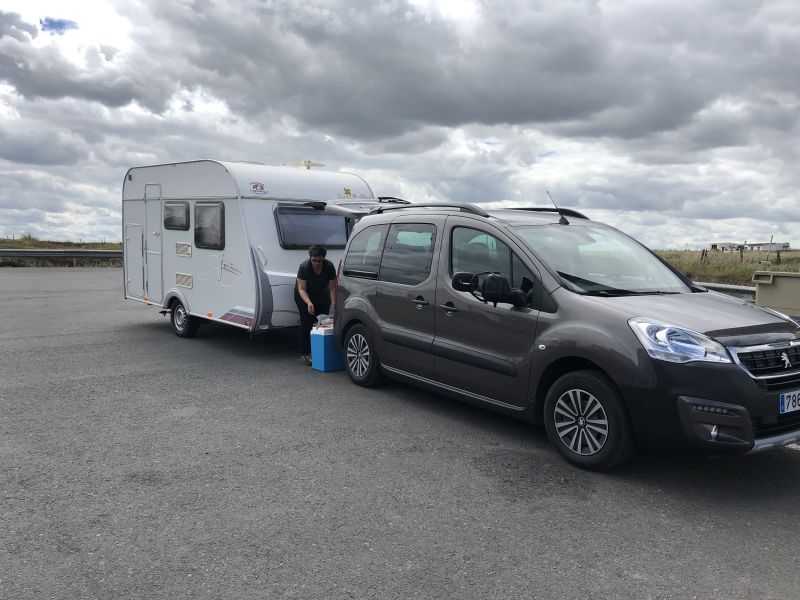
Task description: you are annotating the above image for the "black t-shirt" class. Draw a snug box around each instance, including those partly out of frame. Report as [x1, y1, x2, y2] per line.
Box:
[295, 259, 336, 306]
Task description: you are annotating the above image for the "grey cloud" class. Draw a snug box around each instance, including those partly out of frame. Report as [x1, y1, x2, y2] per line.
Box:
[0, 11, 37, 41]
[0, 123, 88, 166]
[0, 13, 174, 112]
[6, 1, 798, 146]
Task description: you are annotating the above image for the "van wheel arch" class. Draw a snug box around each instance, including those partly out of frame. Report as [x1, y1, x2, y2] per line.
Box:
[534, 358, 622, 423]
[340, 319, 361, 347]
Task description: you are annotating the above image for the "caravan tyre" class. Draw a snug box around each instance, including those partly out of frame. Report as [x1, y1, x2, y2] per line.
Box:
[171, 300, 199, 338]
[343, 324, 382, 387]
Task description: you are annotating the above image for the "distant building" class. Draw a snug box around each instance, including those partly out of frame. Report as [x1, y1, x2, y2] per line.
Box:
[708, 242, 737, 251]
[708, 241, 790, 252]
[745, 242, 791, 252]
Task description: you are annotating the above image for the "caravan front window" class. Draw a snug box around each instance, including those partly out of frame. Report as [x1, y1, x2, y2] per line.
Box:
[275, 206, 348, 249]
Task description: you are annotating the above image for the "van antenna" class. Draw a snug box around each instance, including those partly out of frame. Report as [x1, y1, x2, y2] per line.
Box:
[547, 190, 569, 225]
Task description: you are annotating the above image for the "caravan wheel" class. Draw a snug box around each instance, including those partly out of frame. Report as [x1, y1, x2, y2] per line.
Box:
[171, 300, 199, 338]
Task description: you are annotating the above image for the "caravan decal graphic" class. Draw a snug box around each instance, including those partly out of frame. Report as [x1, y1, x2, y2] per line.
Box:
[249, 182, 268, 195]
[220, 306, 255, 327]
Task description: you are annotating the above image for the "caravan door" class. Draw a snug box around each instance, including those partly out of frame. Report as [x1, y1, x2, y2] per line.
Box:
[144, 185, 163, 302]
[125, 223, 144, 298]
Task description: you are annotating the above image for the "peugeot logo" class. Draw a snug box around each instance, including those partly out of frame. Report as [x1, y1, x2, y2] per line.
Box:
[781, 352, 792, 369]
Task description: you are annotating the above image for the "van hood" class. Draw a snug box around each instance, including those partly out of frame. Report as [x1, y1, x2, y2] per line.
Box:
[579, 290, 800, 346]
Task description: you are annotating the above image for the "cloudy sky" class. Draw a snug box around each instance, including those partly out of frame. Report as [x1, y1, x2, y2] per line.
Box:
[1, 0, 798, 248]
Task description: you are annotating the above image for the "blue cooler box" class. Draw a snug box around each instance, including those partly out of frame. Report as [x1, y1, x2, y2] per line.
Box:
[310, 327, 344, 372]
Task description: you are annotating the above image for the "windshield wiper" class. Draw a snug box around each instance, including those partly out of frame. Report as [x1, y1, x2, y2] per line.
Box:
[556, 272, 681, 296]
[586, 289, 681, 297]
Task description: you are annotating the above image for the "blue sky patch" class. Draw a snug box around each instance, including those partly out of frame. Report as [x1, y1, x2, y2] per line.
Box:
[40, 17, 79, 35]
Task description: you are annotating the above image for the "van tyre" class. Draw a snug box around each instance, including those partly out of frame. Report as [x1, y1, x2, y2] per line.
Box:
[343, 324, 382, 387]
[171, 300, 199, 338]
[544, 370, 634, 471]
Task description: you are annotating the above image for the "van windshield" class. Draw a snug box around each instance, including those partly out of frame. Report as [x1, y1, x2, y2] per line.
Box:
[513, 225, 690, 295]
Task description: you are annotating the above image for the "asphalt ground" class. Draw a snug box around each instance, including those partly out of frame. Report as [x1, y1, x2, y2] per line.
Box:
[1, 267, 799, 600]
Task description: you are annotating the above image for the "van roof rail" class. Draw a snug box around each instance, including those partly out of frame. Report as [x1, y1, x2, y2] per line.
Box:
[377, 196, 411, 204]
[505, 207, 589, 219]
[369, 203, 490, 217]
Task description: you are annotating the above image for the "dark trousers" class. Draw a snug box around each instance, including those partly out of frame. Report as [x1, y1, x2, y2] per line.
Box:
[295, 297, 330, 355]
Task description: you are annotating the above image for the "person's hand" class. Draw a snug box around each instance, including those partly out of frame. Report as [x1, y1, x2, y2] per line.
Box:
[307, 302, 315, 315]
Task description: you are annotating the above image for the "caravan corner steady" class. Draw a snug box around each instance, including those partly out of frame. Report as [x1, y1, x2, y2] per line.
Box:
[122, 159, 381, 337]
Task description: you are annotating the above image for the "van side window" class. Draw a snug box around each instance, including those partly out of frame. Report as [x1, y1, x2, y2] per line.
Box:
[452, 227, 537, 306]
[195, 202, 225, 250]
[379, 223, 436, 286]
[451, 227, 511, 278]
[275, 206, 348, 249]
[164, 201, 189, 230]
[343, 225, 389, 279]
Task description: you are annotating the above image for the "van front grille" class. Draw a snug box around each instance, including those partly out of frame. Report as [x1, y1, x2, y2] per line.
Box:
[736, 346, 800, 377]
[732, 341, 800, 391]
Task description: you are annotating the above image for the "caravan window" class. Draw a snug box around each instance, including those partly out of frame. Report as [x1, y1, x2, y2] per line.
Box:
[195, 202, 225, 250]
[164, 201, 190, 230]
[275, 207, 348, 249]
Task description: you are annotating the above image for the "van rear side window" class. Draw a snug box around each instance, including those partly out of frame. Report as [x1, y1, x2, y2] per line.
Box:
[276, 207, 348, 249]
[343, 225, 388, 279]
[379, 223, 436, 286]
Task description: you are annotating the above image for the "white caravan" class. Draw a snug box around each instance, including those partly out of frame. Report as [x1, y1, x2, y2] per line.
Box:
[122, 159, 383, 337]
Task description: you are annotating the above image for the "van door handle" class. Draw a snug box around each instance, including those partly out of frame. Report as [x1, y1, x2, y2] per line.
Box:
[438, 302, 460, 314]
[413, 297, 429, 308]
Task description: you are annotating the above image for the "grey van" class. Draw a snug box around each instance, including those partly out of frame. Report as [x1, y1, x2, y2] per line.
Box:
[333, 204, 800, 470]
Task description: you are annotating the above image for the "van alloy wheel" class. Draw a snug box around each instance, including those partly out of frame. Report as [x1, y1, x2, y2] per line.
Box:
[543, 370, 634, 470]
[346, 333, 370, 378]
[343, 324, 382, 387]
[553, 389, 609, 456]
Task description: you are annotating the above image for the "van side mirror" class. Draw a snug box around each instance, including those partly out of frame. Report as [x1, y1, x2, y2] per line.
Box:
[452, 272, 477, 292]
[481, 273, 526, 308]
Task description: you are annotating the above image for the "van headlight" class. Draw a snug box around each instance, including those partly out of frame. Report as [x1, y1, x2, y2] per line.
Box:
[628, 318, 731, 364]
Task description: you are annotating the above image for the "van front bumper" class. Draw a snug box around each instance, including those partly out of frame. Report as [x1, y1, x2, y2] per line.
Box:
[622, 360, 800, 454]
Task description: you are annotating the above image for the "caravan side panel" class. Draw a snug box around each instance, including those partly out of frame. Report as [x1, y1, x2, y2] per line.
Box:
[161, 197, 256, 329]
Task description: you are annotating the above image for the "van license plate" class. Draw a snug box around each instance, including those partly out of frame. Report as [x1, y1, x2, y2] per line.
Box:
[779, 389, 800, 414]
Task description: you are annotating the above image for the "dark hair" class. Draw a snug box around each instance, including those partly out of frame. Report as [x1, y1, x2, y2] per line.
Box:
[308, 244, 327, 258]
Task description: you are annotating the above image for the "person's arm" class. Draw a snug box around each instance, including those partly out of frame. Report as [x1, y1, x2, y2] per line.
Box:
[327, 261, 337, 310]
[328, 278, 337, 310]
[297, 278, 315, 315]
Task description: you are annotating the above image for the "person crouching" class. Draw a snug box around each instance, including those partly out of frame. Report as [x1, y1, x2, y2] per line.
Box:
[294, 244, 336, 366]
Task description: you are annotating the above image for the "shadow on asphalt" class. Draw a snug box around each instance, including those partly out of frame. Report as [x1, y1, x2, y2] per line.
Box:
[130, 317, 800, 496]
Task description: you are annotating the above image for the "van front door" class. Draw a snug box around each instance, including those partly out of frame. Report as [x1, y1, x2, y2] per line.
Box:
[144, 197, 163, 302]
[375, 220, 440, 380]
[432, 218, 540, 407]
